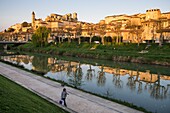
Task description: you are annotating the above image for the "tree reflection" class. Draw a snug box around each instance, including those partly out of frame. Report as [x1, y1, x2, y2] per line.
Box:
[86, 65, 95, 81]
[127, 70, 136, 91]
[150, 73, 169, 100]
[113, 67, 123, 88]
[32, 55, 49, 73]
[164, 84, 170, 95]
[126, 70, 142, 93]
[97, 65, 106, 86]
[68, 62, 83, 88]
[134, 70, 142, 94]
[66, 61, 73, 76]
[140, 72, 170, 100]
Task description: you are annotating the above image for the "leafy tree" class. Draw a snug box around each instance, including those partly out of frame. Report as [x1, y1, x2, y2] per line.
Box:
[32, 27, 50, 47]
[0, 35, 3, 41]
[32, 34, 40, 47]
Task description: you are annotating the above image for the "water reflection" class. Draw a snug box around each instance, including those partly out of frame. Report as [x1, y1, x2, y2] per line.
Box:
[113, 68, 123, 88]
[97, 65, 106, 86]
[127, 70, 142, 93]
[68, 62, 83, 88]
[1, 54, 170, 113]
[32, 55, 50, 73]
[86, 65, 95, 81]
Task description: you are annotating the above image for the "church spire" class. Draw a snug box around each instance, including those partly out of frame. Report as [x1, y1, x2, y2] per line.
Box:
[32, 11, 35, 29]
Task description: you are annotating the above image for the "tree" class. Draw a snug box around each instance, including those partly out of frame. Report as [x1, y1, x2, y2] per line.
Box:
[32, 26, 50, 47]
[96, 23, 106, 45]
[73, 24, 82, 44]
[114, 22, 122, 44]
[108, 21, 122, 44]
[156, 18, 170, 46]
[64, 26, 73, 43]
[127, 25, 143, 46]
[0, 35, 3, 41]
[87, 24, 94, 44]
[51, 26, 64, 43]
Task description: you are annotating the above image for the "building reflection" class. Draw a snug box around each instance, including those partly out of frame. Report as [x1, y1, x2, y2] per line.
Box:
[48, 58, 65, 72]
[99, 65, 170, 99]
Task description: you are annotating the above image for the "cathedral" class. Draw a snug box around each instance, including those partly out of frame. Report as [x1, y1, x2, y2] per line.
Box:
[31, 11, 78, 31]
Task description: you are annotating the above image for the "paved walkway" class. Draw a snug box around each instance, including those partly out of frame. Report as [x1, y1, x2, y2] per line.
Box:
[0, 62, 143, 113]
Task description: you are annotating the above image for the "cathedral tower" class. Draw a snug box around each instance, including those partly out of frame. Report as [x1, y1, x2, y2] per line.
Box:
[146, 9, 161, 20]
[73, 12, 78, 21]
[32, 11, 35, 29]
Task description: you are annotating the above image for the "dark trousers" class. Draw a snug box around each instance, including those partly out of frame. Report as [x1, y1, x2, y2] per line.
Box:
[62, 98, 67, 107]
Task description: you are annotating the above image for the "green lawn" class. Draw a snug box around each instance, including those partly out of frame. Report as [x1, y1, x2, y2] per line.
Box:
[0, 75, 68, 113]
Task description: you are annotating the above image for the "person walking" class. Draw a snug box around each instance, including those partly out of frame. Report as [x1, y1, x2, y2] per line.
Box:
[61, 88, 69, 107]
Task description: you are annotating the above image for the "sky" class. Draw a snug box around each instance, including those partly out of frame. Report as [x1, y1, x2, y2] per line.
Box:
[0, 0, 170, 32]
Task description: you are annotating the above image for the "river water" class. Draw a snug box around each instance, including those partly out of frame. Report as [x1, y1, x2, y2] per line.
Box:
[1, 53, 170, 113]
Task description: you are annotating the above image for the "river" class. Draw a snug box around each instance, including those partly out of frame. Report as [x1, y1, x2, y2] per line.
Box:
[1, 52, 170, 113]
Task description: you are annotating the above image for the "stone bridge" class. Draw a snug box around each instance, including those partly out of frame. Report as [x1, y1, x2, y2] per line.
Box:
[0, 41, 28, 50]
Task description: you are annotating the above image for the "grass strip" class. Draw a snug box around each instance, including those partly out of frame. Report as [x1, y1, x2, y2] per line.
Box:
[0, 75, 68, 113]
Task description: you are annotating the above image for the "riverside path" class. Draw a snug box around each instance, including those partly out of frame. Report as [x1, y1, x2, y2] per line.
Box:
[0, 62, 143, 113]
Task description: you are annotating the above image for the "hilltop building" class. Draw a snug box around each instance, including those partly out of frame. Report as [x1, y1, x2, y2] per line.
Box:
[31, 11, 78, 31]
[1, 8, 170, 44]
[104, 9, 170, 43]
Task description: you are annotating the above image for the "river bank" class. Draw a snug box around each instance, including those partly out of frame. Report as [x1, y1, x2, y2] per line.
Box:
[16, 42, 170, 66]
